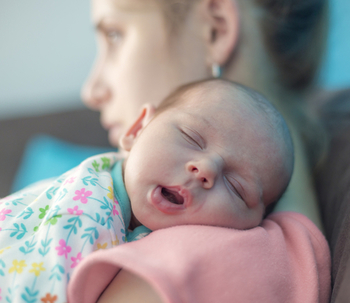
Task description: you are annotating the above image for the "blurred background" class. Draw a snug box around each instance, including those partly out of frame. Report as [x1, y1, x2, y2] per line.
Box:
[0, 0, 349, 196]
[0, 0, 112, 196]
[0, 0, 94, 119]
[0, 0, 350, 121]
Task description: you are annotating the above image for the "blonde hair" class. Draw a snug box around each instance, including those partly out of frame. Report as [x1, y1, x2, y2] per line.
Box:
[152, 0, 200, 32]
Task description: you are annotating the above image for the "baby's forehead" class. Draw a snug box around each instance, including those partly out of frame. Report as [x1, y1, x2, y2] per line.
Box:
[177, 94, 270, 146]
[178, 85, 282, 157]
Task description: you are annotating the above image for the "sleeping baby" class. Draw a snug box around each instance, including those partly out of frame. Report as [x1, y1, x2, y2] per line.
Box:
[0, 79, 294, 302]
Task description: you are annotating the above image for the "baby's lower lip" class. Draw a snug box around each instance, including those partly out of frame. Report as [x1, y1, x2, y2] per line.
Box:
[149, 186, 186, 214]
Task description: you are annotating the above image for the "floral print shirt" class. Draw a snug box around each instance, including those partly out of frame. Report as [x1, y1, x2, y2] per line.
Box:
[0, 153, 151, 303]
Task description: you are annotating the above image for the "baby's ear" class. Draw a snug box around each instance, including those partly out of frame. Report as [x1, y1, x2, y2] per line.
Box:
[119, 104, 156, 151]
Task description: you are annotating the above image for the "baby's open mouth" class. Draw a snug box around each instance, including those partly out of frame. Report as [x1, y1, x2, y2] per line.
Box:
[161, 187, 184, 205]
[149, 186, 189, 213]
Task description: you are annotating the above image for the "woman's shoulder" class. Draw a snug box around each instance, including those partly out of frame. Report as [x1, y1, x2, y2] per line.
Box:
[312, 87, 350, 302]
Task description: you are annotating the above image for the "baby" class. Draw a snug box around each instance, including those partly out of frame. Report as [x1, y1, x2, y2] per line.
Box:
[122, 79, 294, 231]
[0, 79, 293, 303]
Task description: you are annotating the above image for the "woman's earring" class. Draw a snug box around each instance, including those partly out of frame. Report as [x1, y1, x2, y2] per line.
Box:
[212, 63, 222, 78]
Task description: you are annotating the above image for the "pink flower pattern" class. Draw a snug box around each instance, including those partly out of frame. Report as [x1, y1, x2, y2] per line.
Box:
[112, 204, 119, 216]
[0, 155, 149, 298]
[0, 208, 11, 221]
[73, 188, 92, 204]
[71, 252, 83, 268]
[55, 239, 72, 259]
[64, 176, 76, 185]
[67, 206, 83, 215]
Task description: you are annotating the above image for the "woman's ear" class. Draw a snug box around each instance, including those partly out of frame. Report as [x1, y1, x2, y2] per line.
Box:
[201, 0, 240, 67]
[119, 104, 156, 151]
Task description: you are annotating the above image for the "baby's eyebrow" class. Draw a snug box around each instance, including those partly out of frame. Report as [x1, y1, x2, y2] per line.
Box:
[184, 112, 212, 130]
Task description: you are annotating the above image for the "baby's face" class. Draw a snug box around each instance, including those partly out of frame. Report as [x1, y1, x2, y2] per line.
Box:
[123, 90, 286, 231]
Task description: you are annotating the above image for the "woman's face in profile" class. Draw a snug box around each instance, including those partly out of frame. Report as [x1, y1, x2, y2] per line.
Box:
[82, 0, 209, 146]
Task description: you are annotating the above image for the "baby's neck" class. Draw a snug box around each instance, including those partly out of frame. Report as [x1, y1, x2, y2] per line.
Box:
[129, 212, 142, 230]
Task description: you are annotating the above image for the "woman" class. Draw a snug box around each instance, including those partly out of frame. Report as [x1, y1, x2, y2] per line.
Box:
[69, 0, 330, 302]
[82, 0, 325, 226]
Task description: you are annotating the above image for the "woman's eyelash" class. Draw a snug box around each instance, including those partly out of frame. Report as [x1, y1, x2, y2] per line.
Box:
[181, 130, 202, 149]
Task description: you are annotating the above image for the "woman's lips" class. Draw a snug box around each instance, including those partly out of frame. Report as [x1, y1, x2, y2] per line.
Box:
[149, 186, 191, 214]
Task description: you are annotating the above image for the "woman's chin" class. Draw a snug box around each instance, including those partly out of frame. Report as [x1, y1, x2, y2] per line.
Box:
[107, 134, 119, 147]
[108, 126, 124, 147]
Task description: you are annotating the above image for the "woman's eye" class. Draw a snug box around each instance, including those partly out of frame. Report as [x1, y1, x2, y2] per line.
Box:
[181, 130, 202, 149]
[105, 30, 122, 44]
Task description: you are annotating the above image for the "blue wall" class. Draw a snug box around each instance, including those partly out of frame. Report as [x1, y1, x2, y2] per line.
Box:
[320, 0, 350, 89]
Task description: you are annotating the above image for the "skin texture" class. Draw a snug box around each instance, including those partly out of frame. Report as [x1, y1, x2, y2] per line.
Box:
[81, 0, 325, 302]
[121, 83, 290, 231]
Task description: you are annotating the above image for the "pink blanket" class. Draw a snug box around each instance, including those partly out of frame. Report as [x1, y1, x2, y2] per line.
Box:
[67, 212, 330, 303]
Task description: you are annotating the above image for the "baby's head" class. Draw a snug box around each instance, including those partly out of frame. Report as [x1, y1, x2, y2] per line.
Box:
[120, 79, 294, 231]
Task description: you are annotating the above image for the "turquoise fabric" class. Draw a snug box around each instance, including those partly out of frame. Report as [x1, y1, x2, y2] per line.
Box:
[12, 135, 115, 192]
[111, 160, 151, 242]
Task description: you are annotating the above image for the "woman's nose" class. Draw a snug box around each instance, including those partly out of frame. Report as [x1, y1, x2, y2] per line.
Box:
[186, 159, 218, 189]
[81, 79, 112, 110]
[81, 75, 111, 110]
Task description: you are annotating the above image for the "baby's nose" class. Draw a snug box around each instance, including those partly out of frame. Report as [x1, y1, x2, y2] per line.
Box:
[186, 160, 218, 189]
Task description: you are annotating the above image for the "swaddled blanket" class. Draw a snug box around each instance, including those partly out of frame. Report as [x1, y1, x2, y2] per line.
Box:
[68, 212, 331, 303]
[0, 153, 150, 303]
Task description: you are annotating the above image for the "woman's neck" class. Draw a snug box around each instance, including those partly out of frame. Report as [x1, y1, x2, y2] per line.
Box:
[223, 0, 308, 117]
[225, 54, 306, 117]
[224, 32, 310, 122]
